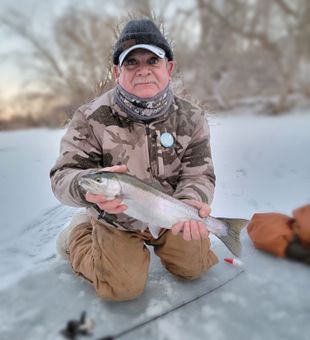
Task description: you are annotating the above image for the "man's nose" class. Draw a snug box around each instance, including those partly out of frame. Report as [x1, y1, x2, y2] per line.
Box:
[136, 65, 152, 76]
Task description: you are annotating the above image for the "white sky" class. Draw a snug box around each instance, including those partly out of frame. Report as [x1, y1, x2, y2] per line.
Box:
[0, 0, 121, 97]
[0, 0, 73, 97]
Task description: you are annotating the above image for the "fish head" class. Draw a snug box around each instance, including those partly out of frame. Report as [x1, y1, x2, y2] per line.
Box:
[78, 171, 121, 198]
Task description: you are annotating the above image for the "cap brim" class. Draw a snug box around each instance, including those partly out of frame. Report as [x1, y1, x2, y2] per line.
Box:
[119, 44, 166, 66]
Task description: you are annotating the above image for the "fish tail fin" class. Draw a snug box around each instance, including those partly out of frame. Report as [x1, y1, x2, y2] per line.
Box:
[216, 218, 249, 257]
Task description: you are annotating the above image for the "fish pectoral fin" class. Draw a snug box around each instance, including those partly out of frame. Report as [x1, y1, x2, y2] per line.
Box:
[148, 226, 162, 239]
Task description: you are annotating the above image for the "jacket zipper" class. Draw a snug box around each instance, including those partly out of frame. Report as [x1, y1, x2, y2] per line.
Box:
[145, 124, 154, 180]
[146, 120, 170, 179]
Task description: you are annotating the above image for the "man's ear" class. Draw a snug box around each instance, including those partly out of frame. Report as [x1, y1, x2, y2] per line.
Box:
[113, 65, 120, 83]
[167, 61, 175, 77]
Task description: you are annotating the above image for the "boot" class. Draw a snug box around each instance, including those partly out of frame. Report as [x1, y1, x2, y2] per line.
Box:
[56, 210, 91, 259]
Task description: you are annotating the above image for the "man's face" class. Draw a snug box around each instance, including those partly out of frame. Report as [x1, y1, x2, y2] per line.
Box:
[113, 49, 174, 98]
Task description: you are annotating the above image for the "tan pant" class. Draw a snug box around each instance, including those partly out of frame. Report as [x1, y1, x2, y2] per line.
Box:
[68, 218, 218, 301]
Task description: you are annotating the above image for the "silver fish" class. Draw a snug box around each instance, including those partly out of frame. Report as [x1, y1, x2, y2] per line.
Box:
[79, 171, 248, 257]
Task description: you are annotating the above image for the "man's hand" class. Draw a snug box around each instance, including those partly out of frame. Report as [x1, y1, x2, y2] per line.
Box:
[85, 165, 128, 214]
[171, 199, 211, 241]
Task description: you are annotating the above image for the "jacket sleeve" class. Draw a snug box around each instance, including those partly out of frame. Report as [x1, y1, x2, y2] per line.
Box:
[50, 107, 103, 207]
[173, 111, 216, 204]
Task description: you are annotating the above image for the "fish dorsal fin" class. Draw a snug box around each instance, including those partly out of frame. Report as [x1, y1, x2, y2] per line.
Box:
[148, 226, 161, 239]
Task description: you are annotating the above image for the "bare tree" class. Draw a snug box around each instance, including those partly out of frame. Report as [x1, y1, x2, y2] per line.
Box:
[0, 7, 117, 118]
[176, 0, 310, 112]
[122, 0, 153, 17]
[1, 0, 309, 129]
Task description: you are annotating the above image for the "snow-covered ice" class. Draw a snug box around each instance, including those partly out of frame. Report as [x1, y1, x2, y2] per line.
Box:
[0, 110, 309, 339]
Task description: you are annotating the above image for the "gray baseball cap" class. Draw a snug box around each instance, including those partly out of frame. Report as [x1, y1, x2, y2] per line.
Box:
[119, 44, 166, 66]
[113, 19, 173, 65]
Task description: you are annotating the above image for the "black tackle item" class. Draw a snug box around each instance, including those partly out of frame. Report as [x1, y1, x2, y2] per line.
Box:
[60, 311, 94, 339]
[286, 234, 310, 265]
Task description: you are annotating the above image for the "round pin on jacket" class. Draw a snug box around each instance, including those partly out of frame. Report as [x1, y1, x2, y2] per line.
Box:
[160, 132, 174, 148]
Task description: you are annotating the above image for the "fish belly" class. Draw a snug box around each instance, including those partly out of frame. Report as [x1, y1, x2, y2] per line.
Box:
[122, 194, 200, 229]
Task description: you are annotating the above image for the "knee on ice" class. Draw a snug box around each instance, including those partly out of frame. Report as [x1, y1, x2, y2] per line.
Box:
[95, 275, 147, 301]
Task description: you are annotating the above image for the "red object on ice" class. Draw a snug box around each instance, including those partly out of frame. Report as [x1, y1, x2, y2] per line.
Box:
[224, 258, 244, 267]
[224, 258, 234, 264]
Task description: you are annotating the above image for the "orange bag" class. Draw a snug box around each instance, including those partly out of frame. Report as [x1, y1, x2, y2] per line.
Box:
[247, 204, 310, 264]
[292, 205, 310, 247]
[247, 213, 293, 257]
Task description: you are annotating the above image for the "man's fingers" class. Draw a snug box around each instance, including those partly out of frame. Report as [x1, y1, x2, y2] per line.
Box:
[85, 192, 127, 214]
[102, 205, 128, 214]
[199, 206, 211, 218]
[85, 192, 107, 203]
[102, 164, 128, 173]
[98, 198, 122, 209]
[172, 219, 210, 241]
[183, 221, 191, 241]
[190, 220, 201, 240]
[171, 221, 184, 235]
[198, 222, 209, 239]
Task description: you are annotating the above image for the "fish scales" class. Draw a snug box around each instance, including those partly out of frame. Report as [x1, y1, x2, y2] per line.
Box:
[119, 175, 204, 229]
[79, 171, 248, 257]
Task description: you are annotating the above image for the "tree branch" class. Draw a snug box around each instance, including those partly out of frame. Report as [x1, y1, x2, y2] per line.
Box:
[202, 1, 278, 54]
[273, 0, 298, 17]
[0, 14, 65, 79]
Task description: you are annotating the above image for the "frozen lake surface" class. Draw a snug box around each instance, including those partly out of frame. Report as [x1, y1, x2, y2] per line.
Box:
[0, 111, 309, 339]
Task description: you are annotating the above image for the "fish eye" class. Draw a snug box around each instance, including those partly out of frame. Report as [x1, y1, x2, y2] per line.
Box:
[95, 177, 101, 183]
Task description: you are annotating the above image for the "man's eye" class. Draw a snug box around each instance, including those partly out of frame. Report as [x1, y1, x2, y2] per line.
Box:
[125, 59, 137, 66]
[149, 57, 159, 65]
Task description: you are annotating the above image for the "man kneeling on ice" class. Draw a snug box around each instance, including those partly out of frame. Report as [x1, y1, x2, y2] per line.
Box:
[50, 18, 218, 301]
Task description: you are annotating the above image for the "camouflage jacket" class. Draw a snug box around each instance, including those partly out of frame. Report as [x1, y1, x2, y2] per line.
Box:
[50, 88, 216, 232]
